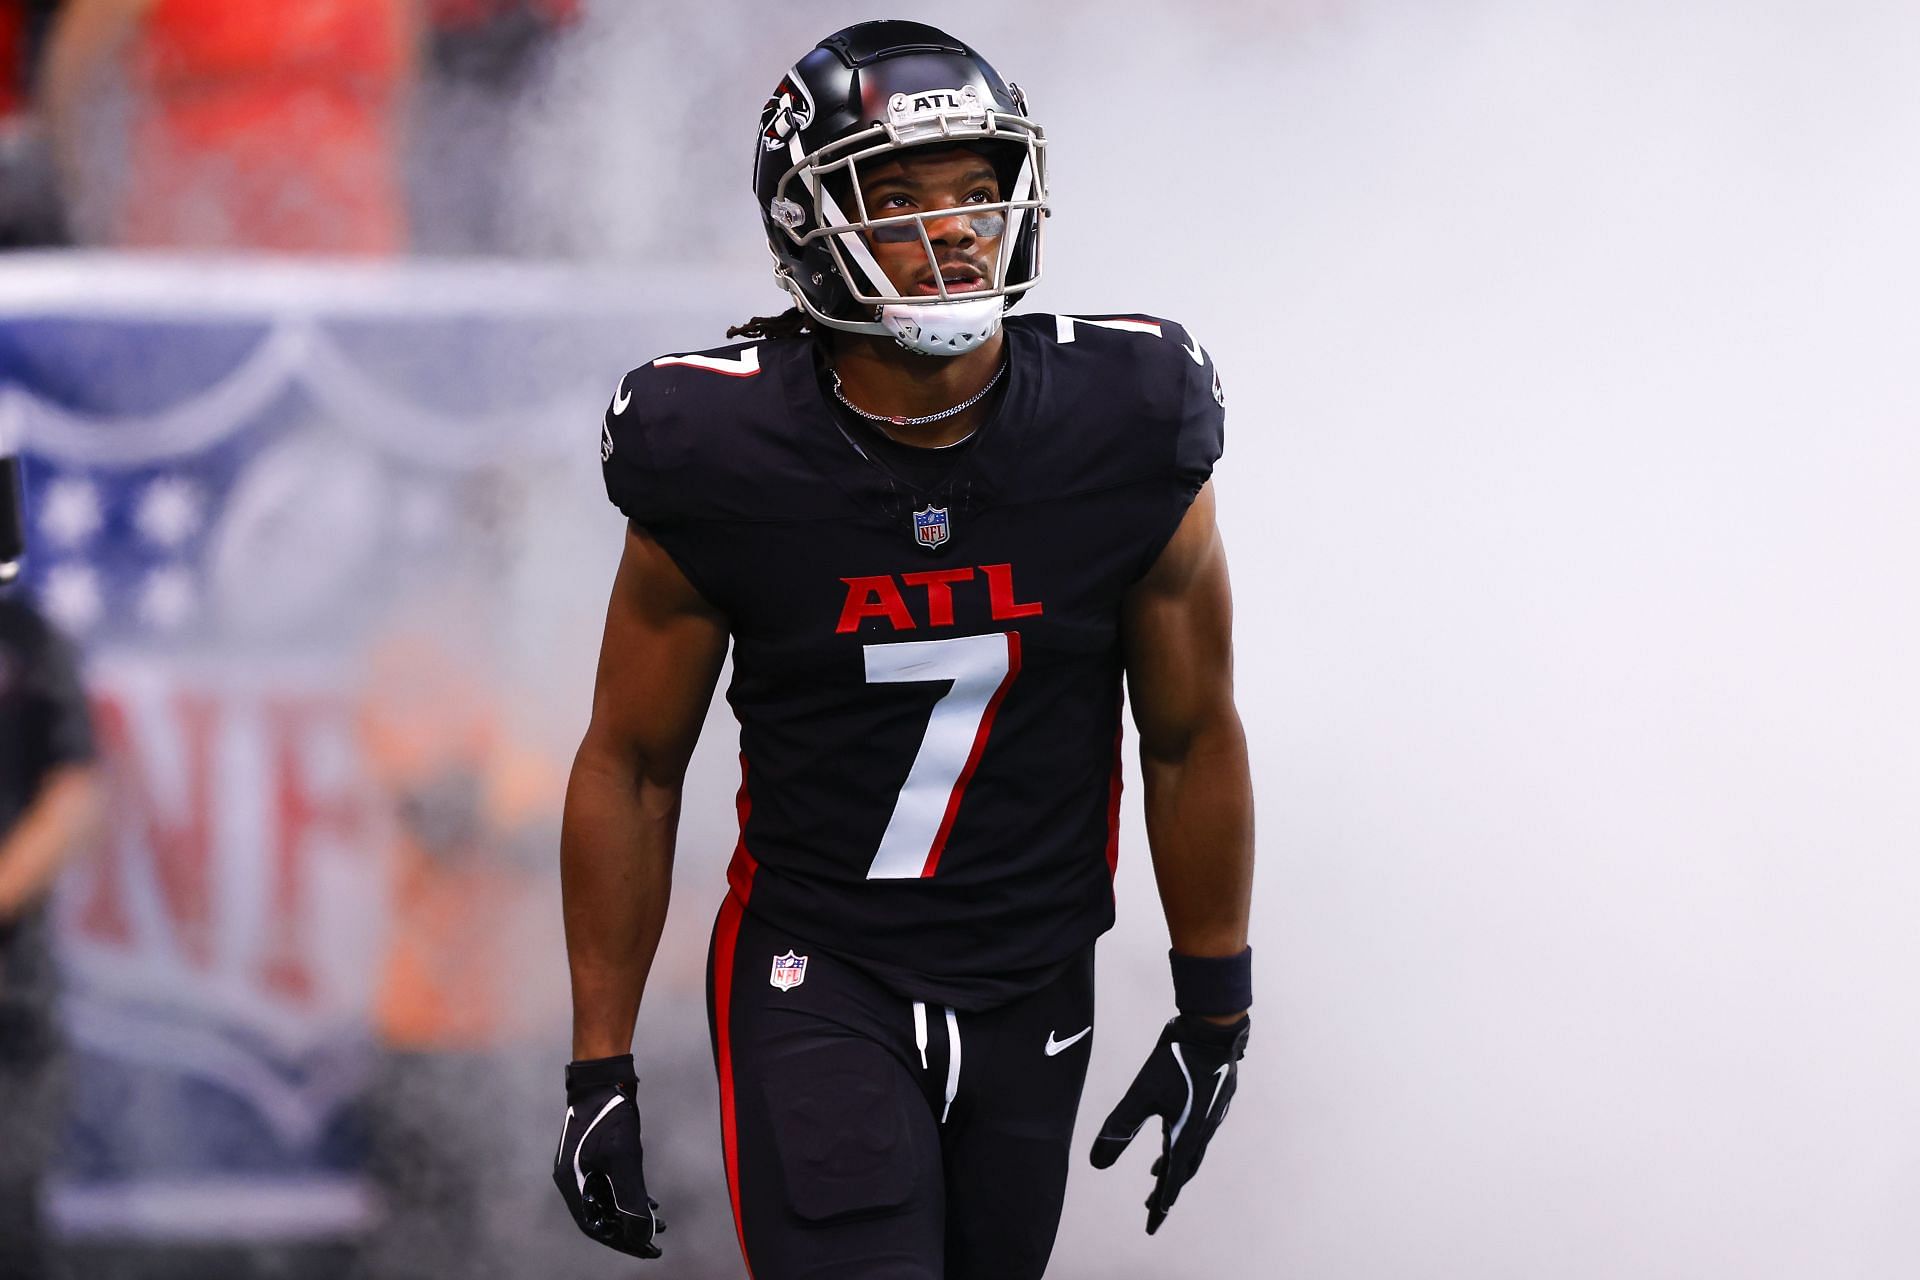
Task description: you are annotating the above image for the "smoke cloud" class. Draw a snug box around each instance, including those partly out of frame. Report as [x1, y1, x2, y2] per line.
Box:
[489, 2, 1920, 1275]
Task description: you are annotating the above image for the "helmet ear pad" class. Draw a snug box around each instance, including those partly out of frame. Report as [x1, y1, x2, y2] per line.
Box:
[769, 187, 861, 317]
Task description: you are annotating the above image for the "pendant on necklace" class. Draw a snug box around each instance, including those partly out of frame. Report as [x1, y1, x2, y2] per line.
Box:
[912, 503, 951, 550]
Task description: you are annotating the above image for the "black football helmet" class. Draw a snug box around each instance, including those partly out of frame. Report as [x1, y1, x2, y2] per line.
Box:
[752, 21, 1048, 356]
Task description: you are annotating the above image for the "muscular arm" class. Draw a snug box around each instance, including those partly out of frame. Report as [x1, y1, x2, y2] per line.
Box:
[1121, 482, 1255, 1015]
[562, 524, 728, 1060]
[0, 765, 104, 923]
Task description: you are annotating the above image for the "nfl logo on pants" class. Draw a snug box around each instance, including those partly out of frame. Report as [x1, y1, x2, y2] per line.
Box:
[913, 505, 950, 549]
[769, 950, 808, 992]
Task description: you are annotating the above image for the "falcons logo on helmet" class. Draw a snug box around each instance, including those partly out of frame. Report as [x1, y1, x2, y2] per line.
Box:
[759, 70, 816, 152]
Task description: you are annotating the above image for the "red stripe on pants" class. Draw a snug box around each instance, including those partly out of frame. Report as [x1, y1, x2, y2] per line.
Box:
[712, 890, 753, 1276]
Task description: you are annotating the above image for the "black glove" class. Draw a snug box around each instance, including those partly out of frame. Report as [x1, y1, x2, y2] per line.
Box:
[1089, 1013, 1250, 1234]
[553, 1054, 665, 1259]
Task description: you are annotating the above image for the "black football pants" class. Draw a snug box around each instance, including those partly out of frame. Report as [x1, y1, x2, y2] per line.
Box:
[0, 1027, 66, 1280]
[706, 893, 1096, 1280]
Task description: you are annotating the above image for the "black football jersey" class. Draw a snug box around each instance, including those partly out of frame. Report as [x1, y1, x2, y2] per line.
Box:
[0, 596, 96, 1028]
[600, 313, 1225, 1009]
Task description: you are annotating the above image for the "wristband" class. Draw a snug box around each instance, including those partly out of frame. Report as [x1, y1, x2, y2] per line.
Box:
[1168, 946, 1253, 1018]
[1172, 1011, 1251, 1050]
[565, 1053, 637, 1097]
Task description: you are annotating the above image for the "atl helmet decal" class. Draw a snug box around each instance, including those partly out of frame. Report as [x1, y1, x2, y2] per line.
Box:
[886, 85, 986, 128]
[759, 70, 816, 153]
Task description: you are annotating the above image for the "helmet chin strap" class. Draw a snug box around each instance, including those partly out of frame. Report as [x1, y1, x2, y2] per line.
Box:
[879, 297, 1003, 356]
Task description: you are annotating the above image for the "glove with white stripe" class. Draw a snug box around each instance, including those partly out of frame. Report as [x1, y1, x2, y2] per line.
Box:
[1089, 1014, 1250, 1234]
[553, 1054, 665, 1260]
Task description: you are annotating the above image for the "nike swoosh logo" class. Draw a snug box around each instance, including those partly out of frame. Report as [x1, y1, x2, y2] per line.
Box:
[612, 378, 632, 415]
[1045, 1026, 1092, 1056]
[1182, 334, 1205, 365]
[573, 1094, 625, 1195]
[1208, 1063, 1231, 1116]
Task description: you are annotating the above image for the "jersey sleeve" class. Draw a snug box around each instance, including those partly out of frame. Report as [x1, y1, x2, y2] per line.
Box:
[1166, 319, 1226, 502]
[598, 367, 668, 526]
[594, 361, 736, 612]
[596, 347, 778, 527]
[1134, 317, 1227, 577]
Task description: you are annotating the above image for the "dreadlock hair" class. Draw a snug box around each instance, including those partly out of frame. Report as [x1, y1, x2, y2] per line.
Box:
[726, 307, 814, 340]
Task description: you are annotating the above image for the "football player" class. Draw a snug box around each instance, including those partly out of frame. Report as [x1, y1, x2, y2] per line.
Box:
[554, 20, 1255, 1279]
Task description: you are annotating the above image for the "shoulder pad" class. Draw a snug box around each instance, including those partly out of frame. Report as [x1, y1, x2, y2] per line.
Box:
[1008, 313, 1225, 497]
[599, 337, 826, 525]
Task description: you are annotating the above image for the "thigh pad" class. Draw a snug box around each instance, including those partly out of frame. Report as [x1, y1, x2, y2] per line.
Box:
[761, 1039, 928, 1224]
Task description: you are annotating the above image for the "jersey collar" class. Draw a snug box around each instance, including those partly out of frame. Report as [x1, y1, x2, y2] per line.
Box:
[772, 322, 1042, 535]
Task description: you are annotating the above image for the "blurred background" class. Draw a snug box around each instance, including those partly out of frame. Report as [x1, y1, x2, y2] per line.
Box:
[1, 1, 1917, 1277]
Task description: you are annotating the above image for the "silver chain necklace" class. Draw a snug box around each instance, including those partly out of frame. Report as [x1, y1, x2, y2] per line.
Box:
[830, 359, 1006, 433]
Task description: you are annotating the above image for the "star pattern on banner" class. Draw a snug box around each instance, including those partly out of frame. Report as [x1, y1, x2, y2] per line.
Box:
[26, 463, 222, 643]
[136, 564, 199, 633]
[40, 477, 104, 549]
[43, 562, 105, 634]
[135, 476, 207, 550]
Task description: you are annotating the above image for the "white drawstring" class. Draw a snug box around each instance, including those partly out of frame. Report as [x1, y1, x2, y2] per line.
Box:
[941, 1006, 961, 1124]
[910, 1001, 963, 1124]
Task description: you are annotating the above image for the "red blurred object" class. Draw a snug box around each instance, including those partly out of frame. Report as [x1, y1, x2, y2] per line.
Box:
[0, 0, 24, 117]
[121, 0, 412, 254]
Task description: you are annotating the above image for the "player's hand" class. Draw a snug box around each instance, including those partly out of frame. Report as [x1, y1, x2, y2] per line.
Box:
[553, 1054, 665, 1259]
[1088, 1013, 1249, 1234]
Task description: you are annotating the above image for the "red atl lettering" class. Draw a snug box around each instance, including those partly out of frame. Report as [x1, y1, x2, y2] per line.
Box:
[835, 563, 1046, 633]
[900, 567, 975, 627]
[836, 575, 917, 633]
[982, 563, 1044, 620]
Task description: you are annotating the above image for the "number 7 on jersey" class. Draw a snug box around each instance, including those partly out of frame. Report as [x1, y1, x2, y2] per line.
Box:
[863, 631, 1022, 879]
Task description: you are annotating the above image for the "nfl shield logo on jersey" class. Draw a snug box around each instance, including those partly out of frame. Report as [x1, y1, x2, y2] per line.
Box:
[769, 950, 808, 992]
[913, 504, 950, 549]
